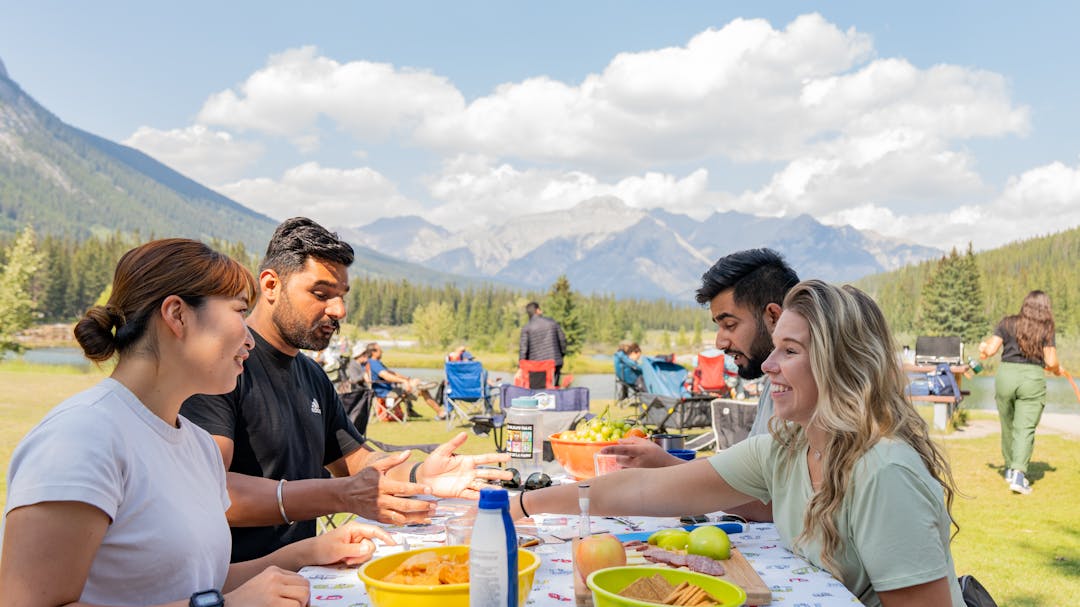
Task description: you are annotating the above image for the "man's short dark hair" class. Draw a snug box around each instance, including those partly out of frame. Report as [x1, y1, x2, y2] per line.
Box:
[695, 248, 800, 315]
[260, 217, 354, 278]
[525, 302, 540, 317]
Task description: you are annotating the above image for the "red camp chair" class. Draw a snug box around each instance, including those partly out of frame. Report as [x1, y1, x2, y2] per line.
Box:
[514, 359, 555, 389]
[692, 351, 734, 398]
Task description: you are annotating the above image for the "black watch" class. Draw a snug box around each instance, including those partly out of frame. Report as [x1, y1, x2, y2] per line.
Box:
[190, 589, 224, 607]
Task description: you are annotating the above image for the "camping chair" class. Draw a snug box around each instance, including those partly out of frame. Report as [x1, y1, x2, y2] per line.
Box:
[613, 352, 644, 408]
[691, 351, 734, 399]
[443, 360, 498, 429]
[515, 359, 555, 389]
[636, 356, 713, 437]
[707, 398, 757, 451]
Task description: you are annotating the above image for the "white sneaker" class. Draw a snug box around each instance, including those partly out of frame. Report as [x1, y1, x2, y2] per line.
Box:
[1010, 471, 1032, 495]
[1005, 468, 1016, 484]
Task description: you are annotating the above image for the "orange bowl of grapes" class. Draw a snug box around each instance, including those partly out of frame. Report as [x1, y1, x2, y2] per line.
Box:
[548, 425, 626, 477]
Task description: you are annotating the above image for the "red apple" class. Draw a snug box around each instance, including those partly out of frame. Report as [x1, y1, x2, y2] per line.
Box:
[573, 533, 627, 580]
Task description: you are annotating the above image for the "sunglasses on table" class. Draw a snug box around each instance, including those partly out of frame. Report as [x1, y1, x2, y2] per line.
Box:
[499, 468, 552, 491]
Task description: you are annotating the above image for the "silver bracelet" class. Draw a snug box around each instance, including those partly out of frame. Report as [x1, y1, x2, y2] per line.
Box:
[276, 478, 294, 525]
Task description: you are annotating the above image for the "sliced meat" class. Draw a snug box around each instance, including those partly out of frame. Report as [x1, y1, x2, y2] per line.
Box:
[642, 547, 688, 567]
[686, 554, 726, 576]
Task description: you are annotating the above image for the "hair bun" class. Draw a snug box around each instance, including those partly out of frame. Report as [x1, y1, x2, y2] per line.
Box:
[74, 305, 118, 362]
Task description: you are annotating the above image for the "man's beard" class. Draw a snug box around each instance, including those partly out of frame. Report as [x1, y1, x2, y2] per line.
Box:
[734, 321, 773, 380]
[272, 291, 340, 351]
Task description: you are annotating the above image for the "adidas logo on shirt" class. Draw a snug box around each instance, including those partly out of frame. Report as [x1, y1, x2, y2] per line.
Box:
[310, 398, 322, 415]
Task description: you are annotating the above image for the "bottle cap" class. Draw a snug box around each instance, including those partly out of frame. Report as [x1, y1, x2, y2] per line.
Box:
[511, 397, 539, 409]
[478, 487, 510, 509]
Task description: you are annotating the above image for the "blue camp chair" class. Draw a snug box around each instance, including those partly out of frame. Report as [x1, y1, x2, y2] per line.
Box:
[443, 360, 497, 428]
[637, 356, 713, 435]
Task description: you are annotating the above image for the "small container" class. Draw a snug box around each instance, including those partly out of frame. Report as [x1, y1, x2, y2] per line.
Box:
[667, 449, 696, 461]
[649, 433, 687, 450]
[506, 398, 543, 476]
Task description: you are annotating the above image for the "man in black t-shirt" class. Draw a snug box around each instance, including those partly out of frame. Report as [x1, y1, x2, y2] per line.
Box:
[182, 218, 511, 561]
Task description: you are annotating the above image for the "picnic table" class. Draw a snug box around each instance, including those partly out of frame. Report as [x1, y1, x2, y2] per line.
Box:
[301, 498, 858, 606]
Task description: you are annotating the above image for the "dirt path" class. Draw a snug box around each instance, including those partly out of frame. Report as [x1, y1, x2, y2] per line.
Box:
[944, 412, 1080, 440]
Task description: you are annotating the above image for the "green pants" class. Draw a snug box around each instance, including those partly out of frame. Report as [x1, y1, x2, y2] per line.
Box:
[995, 362, 1047, 474]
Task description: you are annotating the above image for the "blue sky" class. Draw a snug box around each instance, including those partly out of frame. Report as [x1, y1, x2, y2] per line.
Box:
[3, 1, 1080, 250]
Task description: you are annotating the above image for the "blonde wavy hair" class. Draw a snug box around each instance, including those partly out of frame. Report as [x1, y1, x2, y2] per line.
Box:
[768, 280, 957, 578]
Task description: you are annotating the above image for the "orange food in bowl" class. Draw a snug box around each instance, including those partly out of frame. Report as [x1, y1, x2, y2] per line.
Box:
[549, 431, 619, 480]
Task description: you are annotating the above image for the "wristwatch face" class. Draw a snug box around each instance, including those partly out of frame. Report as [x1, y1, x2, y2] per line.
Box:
[191, 590, 224, 607]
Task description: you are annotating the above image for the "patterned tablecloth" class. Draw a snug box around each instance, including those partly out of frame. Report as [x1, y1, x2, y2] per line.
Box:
[301, 499, 859, 607]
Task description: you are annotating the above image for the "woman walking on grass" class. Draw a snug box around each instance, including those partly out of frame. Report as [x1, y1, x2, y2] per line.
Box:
[979, 290, 1065, 495]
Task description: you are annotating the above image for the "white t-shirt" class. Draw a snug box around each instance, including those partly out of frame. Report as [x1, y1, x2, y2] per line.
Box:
[3, 378, 232, 605]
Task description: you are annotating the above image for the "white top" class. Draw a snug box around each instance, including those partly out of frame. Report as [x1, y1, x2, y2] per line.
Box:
[3, 378, 232, 605]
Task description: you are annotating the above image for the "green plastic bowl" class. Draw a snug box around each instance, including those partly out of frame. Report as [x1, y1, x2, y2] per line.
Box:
[587, 566, 746, 607]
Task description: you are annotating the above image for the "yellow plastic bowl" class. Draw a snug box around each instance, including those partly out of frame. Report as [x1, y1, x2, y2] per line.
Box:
[549, 431, 619, 480]
[358, 545, 540, 607]
[587, 566, 746, 607]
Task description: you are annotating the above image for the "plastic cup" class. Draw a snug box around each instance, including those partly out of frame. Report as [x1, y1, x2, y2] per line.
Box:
[593, 452, 623, 476]
[445, 515, 475, 545]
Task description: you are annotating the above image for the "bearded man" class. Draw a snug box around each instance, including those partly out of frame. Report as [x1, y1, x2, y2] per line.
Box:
[182, 218, 510, 561]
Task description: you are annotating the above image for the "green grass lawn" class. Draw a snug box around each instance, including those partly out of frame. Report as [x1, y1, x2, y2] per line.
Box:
[2, 365, 1077, 604]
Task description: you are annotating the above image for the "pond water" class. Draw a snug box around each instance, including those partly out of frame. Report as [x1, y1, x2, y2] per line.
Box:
[3, 346, 91, 369]
[10, 349, 1079, 414]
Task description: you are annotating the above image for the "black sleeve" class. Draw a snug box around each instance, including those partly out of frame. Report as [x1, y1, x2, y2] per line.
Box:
[181, 389, 240, 439]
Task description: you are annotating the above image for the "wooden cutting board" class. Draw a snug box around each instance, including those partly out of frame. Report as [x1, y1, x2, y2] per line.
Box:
[625, 546, 772, 605]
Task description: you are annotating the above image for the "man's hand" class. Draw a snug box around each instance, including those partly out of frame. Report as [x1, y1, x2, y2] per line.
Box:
[340, 452, 436, 525]
[417, 432, 513, 498]
[600, 437, 683, 468]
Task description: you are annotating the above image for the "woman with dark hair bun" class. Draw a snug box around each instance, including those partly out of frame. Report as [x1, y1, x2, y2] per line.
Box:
[1, 239, 392, 607]
[979, 290, 1065, 495]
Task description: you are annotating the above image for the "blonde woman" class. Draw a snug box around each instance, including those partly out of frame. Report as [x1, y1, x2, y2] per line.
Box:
[979, 290, 1064, 494]
[514, 280, 963, 606]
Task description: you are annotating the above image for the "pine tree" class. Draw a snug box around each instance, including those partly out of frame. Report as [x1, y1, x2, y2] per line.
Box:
[0, 226, 46, 352]
[545, 275, 584, 357]
[918, 245, 986, 343]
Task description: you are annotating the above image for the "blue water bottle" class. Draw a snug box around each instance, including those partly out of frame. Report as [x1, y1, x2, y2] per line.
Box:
[469, 488, 518, 607]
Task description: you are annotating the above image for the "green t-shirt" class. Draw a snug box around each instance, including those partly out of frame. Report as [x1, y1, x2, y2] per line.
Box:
[709, 434, 964, 607]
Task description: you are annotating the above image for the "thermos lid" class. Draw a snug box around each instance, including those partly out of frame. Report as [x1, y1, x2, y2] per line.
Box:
[511, 397, 539, 408]
[478, 487, 509, 508]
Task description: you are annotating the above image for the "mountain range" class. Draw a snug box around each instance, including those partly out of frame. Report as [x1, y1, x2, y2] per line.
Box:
[2, 54, 941, 299]
[337, 196, 942, 299]
[0, 56, 468, 285]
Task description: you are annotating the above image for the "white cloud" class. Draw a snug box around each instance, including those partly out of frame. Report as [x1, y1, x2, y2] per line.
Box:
[123, 125, 263, 184]
[216, 161, 424, 226]
[424, 155, 711, 228]
[822, 159, 1080, 250]
[416, 13, 1027, 171]
[196, 46, 463, 149]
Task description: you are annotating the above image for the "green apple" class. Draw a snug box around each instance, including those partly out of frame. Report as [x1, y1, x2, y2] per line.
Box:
[687, 525, 731, 560]
[647, 528, 690, 551]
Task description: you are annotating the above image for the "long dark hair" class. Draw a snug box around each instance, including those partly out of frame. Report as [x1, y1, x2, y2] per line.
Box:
[1010, 290, 1055, 361]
